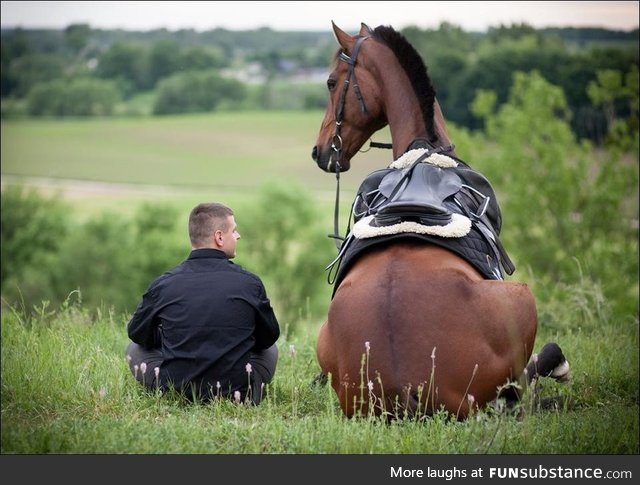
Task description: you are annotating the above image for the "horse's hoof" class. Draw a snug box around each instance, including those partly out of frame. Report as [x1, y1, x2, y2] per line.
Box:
[550, 359, 571, 383]
[528, 342, 571, 382]
[312, 372, 327, 386]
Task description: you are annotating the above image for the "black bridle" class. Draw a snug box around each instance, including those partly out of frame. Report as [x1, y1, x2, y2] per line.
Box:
[328, 36, 370, 250]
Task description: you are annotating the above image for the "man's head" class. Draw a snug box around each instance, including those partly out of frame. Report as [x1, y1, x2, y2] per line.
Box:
[189, 203, 240, 258]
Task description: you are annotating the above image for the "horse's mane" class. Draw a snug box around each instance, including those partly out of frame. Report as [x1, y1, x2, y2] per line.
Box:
[372, 25, 437, 142]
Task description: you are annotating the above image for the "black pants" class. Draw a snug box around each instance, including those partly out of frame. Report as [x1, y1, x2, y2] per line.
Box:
[125, 342, 278, 405]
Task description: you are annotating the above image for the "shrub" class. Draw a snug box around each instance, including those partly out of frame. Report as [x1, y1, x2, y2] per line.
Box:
[471, 71, 638, 319]
[235, 183, 335, 329]
[0, 185, 69, 289]
[153, 69, 246, 114]
[27, 77, 121, 116]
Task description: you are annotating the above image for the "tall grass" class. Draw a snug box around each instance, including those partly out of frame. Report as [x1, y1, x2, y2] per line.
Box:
[2, 287, 637, 454]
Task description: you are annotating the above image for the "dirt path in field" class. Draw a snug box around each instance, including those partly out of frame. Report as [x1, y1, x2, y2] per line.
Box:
[1, 175, 193, 199]
[0, 175, 337, 201]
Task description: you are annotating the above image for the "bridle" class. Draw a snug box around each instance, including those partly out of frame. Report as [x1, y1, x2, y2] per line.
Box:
[328, 35, 370, 250]
[329, 35, 370, 173]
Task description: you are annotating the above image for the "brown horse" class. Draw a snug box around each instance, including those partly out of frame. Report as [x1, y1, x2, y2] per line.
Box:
[311, 22, 570, 419]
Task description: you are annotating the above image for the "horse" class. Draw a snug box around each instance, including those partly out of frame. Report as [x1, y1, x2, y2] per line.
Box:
[311, 22, 570, 420]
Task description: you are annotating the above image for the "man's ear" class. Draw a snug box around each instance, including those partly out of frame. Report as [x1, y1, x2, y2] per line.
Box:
[214, 230, 224, 247]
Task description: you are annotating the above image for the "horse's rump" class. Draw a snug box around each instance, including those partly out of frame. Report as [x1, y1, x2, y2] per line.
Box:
[319, 242, 537, 418]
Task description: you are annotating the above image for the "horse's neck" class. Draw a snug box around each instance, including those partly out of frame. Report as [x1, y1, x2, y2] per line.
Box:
[383, 72, 454, 158]
[433, 100, 454, 153]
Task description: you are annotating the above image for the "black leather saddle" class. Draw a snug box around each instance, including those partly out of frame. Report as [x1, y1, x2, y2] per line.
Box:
[372, 162, 463, 227]
[326, 150, 515, 291]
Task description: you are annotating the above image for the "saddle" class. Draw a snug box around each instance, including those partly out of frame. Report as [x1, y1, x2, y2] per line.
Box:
[327, 147, 515, 293]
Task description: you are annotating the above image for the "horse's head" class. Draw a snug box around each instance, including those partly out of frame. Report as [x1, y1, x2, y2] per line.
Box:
[311, 22, 454, 173]
[311, 22, 388, 173]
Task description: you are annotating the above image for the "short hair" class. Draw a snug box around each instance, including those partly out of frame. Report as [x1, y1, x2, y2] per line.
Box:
[188, 203, 234, 247]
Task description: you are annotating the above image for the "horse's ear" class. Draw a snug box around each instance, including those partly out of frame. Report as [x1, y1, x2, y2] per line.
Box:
[359, 22, 374, 36]
[332, 21, 354, 49]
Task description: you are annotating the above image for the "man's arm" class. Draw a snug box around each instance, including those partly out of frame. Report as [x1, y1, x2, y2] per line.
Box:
[252, 282, 280, 349]
[127, 288, 161, 349]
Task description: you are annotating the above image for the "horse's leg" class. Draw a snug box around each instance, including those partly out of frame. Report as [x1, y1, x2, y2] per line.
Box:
[525, 342, 571, 383]
[500, 342, 571, 406]
[460, 278, 538, 410]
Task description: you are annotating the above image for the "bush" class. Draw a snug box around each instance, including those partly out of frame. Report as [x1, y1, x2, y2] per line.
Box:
[471, 71, 638, 319]
[153, 69, 246, 114]
[235, 183, 335, 329]
[1, 186, 69, 289]
[27, 77, 121, 116]
[1, 194, 186, 317]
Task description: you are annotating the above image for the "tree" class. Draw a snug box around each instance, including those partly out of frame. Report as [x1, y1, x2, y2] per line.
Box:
[4, 53, 66, 97]
[471, 71, 638, 316]
[147, 40, 181, 87]
[587, 65, 640, 151]
[64, 23, 91, 55]
[96, 41, 150, 93]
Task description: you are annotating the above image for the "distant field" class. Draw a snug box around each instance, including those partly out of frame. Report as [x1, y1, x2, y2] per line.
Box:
[1, 111, 393, 194]
[1, 111, 398, 224]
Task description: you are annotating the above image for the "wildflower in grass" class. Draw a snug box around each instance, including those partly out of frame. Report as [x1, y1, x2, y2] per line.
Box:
[367, 380, 374, 392]
[364, 341, 371, 383]
[532, 353, 538, 363]
[289, 344, 296, 356]
[154, 367, 160, 388]
[244, 362, 253, 403]
[99, 386, 107, 400]
[467, 394, 475, 406]
[140, 362, 147, 385]
[234, 390, 241, 403]
[216, 381, 221, 397]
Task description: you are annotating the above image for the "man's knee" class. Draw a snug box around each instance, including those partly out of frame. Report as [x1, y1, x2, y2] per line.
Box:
[125, 341, 162, 386]
[252, 343, 278, 383]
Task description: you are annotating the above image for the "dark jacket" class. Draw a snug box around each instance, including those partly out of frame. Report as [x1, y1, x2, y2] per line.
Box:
[127, 248, 280, 400]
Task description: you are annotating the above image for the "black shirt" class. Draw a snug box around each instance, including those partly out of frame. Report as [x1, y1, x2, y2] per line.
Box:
[127, 248, 280, 399]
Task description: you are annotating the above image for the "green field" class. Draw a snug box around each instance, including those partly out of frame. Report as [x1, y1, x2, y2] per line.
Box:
[1, 112, 637, 456]
[1, 111, 397, 224]
[1, 111, 393, 192]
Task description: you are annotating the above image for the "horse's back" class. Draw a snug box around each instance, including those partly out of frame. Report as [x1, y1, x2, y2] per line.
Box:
[317, 241, 537, 418]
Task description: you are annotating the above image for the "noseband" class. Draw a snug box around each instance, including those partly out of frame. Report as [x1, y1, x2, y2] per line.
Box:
[328, 36, 370, 249]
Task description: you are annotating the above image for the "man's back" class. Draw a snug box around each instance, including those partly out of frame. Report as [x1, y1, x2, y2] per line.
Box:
[128, 248, 280, 400]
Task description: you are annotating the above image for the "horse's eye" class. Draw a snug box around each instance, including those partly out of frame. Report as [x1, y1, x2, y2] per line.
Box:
[327, 79, 337, 91]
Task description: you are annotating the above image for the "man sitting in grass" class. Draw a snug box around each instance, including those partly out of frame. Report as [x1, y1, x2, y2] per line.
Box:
[125, 202, 280, 404]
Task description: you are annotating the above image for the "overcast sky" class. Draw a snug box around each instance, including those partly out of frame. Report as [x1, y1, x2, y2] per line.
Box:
[1, 1, 639, 32]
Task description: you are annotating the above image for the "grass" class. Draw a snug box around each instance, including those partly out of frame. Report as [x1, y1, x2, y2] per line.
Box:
[1, 112, 638, 456]
[1, 291, 637, 454]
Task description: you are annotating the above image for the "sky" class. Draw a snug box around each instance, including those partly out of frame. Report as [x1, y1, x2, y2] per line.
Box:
[1, 1, 639, 32]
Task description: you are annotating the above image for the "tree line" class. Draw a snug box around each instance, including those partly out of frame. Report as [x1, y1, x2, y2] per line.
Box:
[1, 22, 638, 142]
